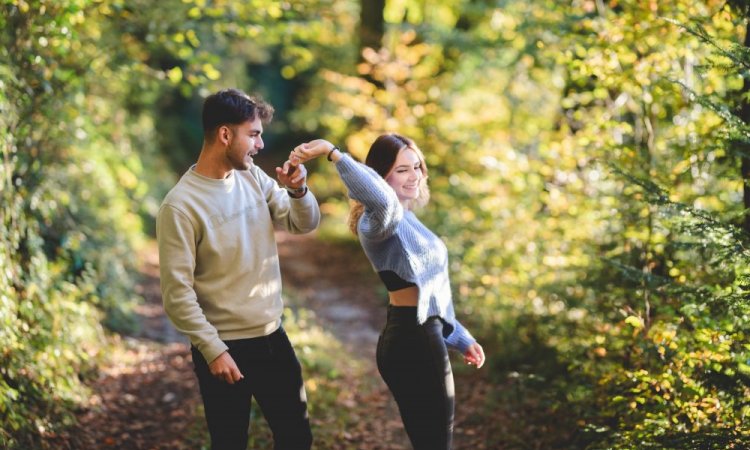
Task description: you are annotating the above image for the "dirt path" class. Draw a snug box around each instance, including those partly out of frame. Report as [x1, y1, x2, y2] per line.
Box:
[47, 243, 203, 450]
[50, 232, 494, 449]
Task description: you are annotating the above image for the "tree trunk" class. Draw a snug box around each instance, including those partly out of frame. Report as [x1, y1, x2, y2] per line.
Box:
[359, 0, 385, 59]
[740, 21, 750, 234]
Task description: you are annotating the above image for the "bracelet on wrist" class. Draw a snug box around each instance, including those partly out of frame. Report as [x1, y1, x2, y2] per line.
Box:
[327, 146, 340, 162]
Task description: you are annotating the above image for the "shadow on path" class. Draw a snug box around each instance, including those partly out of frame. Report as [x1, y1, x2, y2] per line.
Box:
[47, 232, 496, 449]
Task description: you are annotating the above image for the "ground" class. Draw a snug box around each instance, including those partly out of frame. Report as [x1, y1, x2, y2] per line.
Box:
[47, 231, 500, 450]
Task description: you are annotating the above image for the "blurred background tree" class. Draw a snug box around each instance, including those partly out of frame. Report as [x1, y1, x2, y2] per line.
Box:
[2, 0, 749, 448]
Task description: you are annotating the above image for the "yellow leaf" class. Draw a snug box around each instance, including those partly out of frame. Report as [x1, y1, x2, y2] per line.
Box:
[167, 67, 182, 84]
[625, 315, 644, 329]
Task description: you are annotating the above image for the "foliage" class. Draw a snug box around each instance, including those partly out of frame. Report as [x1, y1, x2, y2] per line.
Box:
[0, 0, 188, 446]
[4, 0, 750, 448]
[311, 0, 750, 447]
[532, 2, 750, 447]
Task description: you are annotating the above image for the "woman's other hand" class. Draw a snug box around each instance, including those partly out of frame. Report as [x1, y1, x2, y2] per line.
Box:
[464, 342, 485, 369]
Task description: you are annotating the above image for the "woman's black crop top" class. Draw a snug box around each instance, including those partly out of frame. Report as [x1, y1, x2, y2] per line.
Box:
[378, 270, 417, 292]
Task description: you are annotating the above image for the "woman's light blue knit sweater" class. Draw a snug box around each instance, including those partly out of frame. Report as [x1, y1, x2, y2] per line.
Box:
[335, 154, 476, 353]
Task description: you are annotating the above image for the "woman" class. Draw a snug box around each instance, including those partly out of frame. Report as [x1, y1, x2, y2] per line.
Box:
[291, 134, 485, 450]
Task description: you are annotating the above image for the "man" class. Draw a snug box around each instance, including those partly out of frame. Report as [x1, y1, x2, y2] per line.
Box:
[156, 88, 318, 450]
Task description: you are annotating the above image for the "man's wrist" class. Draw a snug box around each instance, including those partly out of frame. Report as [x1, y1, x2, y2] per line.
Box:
[284, 184, 308, 198]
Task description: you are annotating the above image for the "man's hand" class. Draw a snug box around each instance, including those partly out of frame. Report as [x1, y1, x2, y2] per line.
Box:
[275, 160, 307, 189]
[209, 351, 244, 384]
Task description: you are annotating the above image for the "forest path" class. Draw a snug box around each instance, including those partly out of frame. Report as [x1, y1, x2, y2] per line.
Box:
[52, 232, 494, 449]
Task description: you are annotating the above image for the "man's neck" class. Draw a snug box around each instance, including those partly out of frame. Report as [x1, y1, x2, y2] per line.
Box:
[194, 144, 232, 179]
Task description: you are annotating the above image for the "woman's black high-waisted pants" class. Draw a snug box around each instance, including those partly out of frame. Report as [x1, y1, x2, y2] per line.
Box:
[376, 305, 455, 450]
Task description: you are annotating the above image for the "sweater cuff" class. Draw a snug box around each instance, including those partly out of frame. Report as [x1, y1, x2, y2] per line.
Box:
[444, 319, 476, 354]
[288, 187, 316, 207]
[288, 189, 320, 233]
[200, 338, 229, 364]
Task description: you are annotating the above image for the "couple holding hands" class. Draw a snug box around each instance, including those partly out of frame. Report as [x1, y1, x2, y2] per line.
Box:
[157, 88, 485, 450]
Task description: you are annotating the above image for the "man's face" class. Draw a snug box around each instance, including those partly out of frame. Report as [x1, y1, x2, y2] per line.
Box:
[225, 117, 264, 171]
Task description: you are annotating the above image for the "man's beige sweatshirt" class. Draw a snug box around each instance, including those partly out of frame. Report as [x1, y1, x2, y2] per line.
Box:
[156, 165, 320, 363]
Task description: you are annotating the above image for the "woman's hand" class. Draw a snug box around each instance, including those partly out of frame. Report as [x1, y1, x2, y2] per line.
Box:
[291, 139, 335, 164]
[464, 342, 485, 369]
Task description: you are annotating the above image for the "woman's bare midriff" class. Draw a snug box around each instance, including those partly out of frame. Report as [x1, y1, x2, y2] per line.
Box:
[388, 286, 419, 307]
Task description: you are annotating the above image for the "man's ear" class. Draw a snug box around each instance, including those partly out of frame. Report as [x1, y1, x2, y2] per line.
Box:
[219, 125, 231, 145]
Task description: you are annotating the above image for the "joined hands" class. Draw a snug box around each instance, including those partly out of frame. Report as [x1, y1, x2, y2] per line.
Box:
[290, 139, 336, 165]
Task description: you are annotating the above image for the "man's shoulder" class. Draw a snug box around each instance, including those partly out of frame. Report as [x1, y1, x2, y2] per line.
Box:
[161, 174, 192, 205]
[159, 171, 209, 215]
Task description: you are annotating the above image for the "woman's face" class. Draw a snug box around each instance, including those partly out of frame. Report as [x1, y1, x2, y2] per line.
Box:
[385, 148, 423, 204]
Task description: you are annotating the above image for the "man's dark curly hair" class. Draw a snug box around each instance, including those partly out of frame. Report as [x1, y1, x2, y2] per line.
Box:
[202, 88, 274, 140]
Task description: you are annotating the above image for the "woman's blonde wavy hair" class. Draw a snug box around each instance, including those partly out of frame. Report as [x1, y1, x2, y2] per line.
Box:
[347, 133, 430, 235]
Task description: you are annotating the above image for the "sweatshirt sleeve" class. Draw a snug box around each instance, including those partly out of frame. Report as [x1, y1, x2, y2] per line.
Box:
[335, 153, 403, 241]
[255, 167, 321, 234]
[156, 204, 228, 363]
[444, 318, 476, 354]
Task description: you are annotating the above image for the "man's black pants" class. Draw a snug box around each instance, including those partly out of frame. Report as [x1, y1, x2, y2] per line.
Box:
[191, 327, 313, 450]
